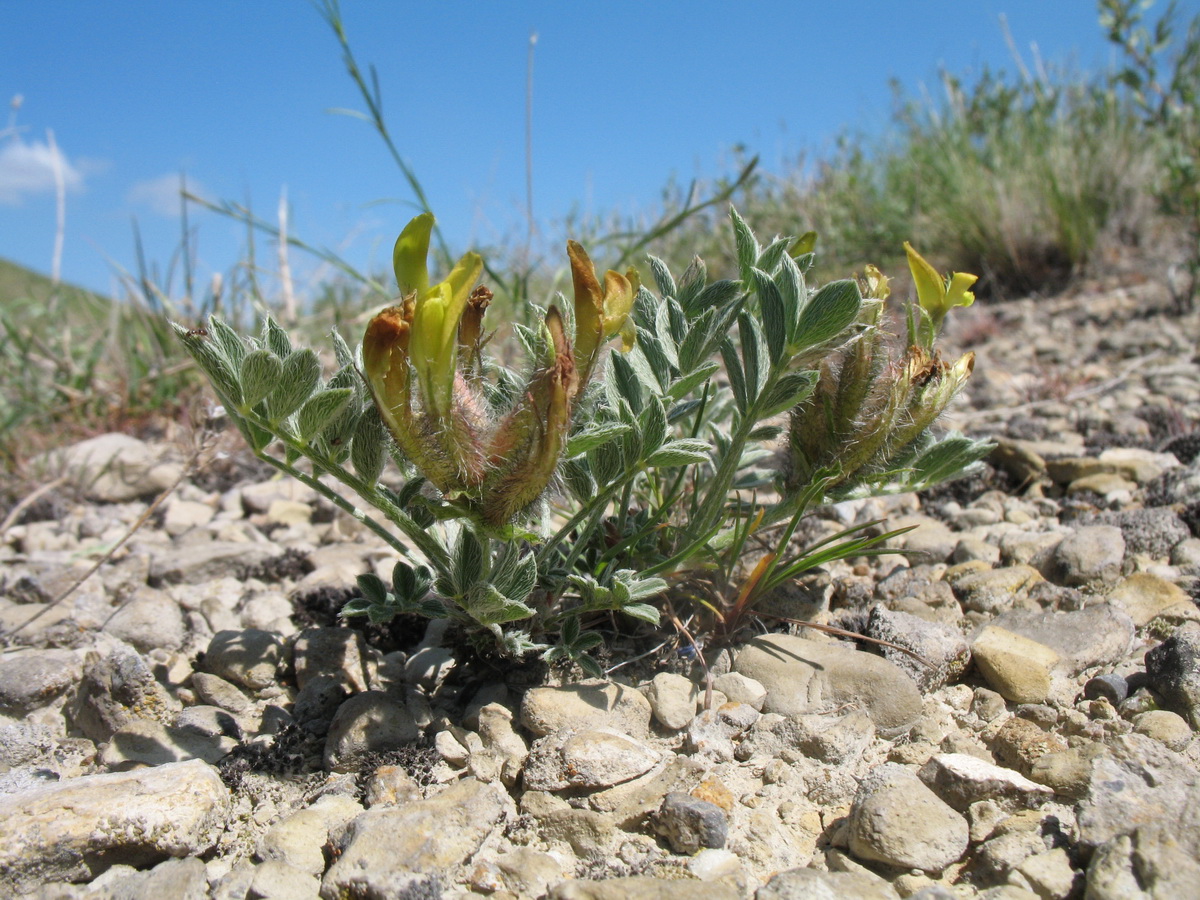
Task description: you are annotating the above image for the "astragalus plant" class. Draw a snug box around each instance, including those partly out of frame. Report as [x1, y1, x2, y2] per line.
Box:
[175, 208, 989, 675]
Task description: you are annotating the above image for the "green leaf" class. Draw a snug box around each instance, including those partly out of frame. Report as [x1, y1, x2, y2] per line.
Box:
[567, 421, 630, 458]
[738, 311, 767, 398]
[678, 307, 717, 374]
[209, 317, 247, 370]
[720, 338, 749, 415]
[450, 526, 486, 595]
[610, 353, 643, 413]
[646, 438, 710, 468]
[267, 348, 321, 423]
[464, 583, 534, 626]
[665, 361, 720, 402]
[795, 279, 861, 349]
[239, 349, 281, 410]
[265, 317, 291, 359]
[777, 254, 806, 341]
[356, 573, 388, 605]
[621, 603, 661, 625]
[677, 257, 708, 309]
[392, 560, 432, 602]
[331, 327, 355, 369]
[758, 370, 817, 419]
[647, 255, 676, 298]
[351, 405, 387, 485]
[756, 236, 791, 273]
[640, 396, 668, 459]
[297, 388, 353, 442]
[173, 322, 242, 408]
[687, 279, 741, 317]
[339, 597, 373, 618]
[730, 207, 759, 283]
[492, 546, 537, 604]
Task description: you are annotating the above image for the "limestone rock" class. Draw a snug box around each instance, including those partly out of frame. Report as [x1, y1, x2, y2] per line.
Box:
[521, 682, 653, 739]
[0, 759, 229, 895]
[733, 634, 923, 738]
[848, 764, 969, 872]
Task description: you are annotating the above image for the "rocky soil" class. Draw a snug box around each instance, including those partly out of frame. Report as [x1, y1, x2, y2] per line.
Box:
[2, 276, 1200, 899]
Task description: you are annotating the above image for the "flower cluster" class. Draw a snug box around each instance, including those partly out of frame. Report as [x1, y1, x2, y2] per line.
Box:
[362, 214, 634, 526]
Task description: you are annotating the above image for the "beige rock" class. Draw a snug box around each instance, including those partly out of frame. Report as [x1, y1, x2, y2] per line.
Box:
[1107, 573, 1200, 626]
[0, 759, 229, 895]
[972, 626, 1060, 703]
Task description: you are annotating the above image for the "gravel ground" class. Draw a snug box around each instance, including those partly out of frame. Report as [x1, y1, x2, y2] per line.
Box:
[1, 276, 1199, 899]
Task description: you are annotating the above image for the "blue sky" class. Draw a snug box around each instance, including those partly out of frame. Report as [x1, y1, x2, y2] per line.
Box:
[1, 1, 1191, 299]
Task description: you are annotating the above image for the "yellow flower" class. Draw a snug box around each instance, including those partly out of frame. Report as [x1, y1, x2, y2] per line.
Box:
[904, 242, 977, 336]
[567, 241, 635, 384]
[392, 213, 483, 419]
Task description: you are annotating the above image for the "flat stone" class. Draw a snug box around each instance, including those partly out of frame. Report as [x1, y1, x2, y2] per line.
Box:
[758, 867, 899, 899]
[653, 791, 728, 853]
[710, 672, 767, 710]
[992, 606, 1134, 675]
[0, 649, 81, 713]
[1076, 734, 1200, 849]
[1107, 573, 1200, 626]
[190, 672, 252, 715]
[292, 627, 370, 694]
[524, 728, 661, 791]
[1085, 783, 1200, 900]
[1144, 622, 1200, 728]
[991, 716, 1070, 777]
[644, 672, 699, 730]
[70, 642, 180, 743]
[162, 498, 215, 536]
[0, 759, 229, 895]
[45, 433, 183, 503]
[971, 626, 1059, 704]
[203, 629, 283, 691]
[249, 859, 322, 899]
[1133, 710, 1193, 752]
[149, 541, 282, 585]
[866, 605, 971, 691]
[550, 876, 740, 900]
[738, 709, 875, 765]
[918, 753, 1054, 812]
[733, 633, 923, 738]
[848, 764, 969, 873]
[521, 682, 653, 739]
[83, 857, 209, 900]
[1053, 526, 1125, 586]
[953, 565, 1044, 615]
[100, 718, 237, 769]
[323, 690, 419, 772]
[321, 778, 513, 898]
[105, 588, 187, 653]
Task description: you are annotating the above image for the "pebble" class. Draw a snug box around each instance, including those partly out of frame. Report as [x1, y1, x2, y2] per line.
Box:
[322, 778, 514, 898]
[847, 763, 969, 872]
[0, 759, 229, 895]
[1053, 525, 1126, 585]
[202, 628, 284, 692]
[1107, 572, 1200, 625]
[104, 588, 187, 652]
[292, 627, 370, 693]
[865, 604, 971, 691]
[1132, 709, 1193, 751]
[521, 682, 653, 739]
[323, 690, 419, 772]
[0, 649, 81, 713]
[652, 791, 728, 852]
[971, 626, 1060, 704]
[918, 752, 1054, 812]
[643, 672, 699, 730]
[734, 633, 924, 738]
[1144, 622, 1200, 728]
[44, 432, 183, 503]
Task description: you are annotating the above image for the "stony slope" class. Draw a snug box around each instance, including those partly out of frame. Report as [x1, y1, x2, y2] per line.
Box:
[0, 276, 1198, 899]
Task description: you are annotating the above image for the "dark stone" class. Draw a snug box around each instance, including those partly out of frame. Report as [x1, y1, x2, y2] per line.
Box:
[652, 791, 728, 853]
[1145, 623, 1200, 728]
[1083, 674, 1129, 705]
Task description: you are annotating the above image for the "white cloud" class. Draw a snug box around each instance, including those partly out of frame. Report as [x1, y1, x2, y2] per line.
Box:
[0, 136, 85, 206]
[127, 172, 205, 217]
